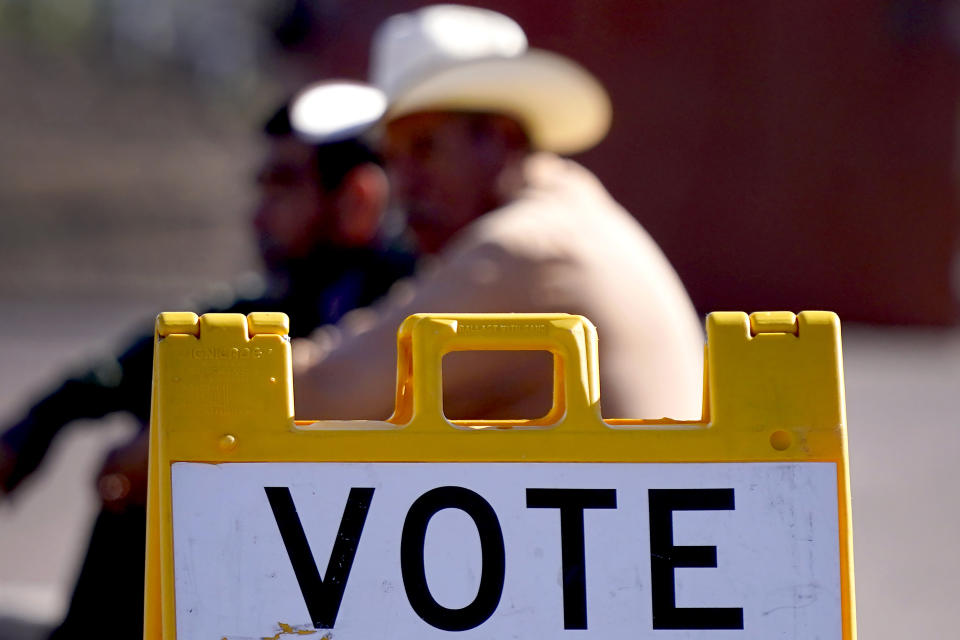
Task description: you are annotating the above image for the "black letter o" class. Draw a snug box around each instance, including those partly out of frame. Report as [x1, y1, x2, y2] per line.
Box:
[400, 486, 505, 631]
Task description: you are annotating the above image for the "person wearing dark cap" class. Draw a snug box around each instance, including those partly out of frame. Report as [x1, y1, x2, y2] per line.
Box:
[294, 6, 703, 422]
[0, 81, 415, 639]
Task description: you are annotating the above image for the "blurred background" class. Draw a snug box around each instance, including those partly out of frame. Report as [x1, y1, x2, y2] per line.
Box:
[1, 0, 958, 637]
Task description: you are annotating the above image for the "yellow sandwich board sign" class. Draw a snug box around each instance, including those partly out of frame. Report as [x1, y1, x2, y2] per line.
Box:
[144, 311, 856, 639]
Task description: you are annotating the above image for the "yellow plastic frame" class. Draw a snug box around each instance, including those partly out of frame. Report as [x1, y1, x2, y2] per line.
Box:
[144, 310, 855, 639]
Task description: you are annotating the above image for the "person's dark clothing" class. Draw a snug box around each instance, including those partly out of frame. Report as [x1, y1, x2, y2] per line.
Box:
[0, 244, 415, 640]
[46, 505, 147, 640]
[0, 245, 415, 492]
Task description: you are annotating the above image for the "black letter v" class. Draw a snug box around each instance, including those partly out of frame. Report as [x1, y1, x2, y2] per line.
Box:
[265, 486, 374, 628]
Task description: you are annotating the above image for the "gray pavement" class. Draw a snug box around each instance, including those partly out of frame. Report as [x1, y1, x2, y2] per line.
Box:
[0, 304, 957, 637]
[844, 325, 960, 637]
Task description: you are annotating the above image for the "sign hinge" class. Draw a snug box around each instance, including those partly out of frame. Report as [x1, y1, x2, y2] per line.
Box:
[749, 311, 799, 336]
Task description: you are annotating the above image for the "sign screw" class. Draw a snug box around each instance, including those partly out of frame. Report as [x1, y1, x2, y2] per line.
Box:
[769, 430, 792, 451]
[219, 434, 238, 451]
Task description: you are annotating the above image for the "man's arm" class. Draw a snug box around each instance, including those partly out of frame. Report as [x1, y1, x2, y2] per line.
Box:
[294, 241, 554, 421]
[0, 333, 154, 494]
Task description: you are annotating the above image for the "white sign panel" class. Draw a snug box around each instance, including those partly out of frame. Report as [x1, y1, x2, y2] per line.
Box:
[171, 462, 840, 639]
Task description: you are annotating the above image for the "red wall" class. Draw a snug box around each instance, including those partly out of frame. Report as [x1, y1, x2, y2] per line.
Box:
[291, 0, 960, 324]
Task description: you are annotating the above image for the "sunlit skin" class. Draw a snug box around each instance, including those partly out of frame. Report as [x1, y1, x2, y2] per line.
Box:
[383, 111, 529, 254]
[377, 111, 551, 419]
[252, 136, 338, 272]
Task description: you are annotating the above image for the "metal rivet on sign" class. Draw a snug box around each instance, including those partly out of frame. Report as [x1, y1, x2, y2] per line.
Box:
[219, 434, 238, 451]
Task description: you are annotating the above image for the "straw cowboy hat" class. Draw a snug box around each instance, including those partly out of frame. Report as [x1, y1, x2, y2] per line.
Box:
[369, 4, 612, 155]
